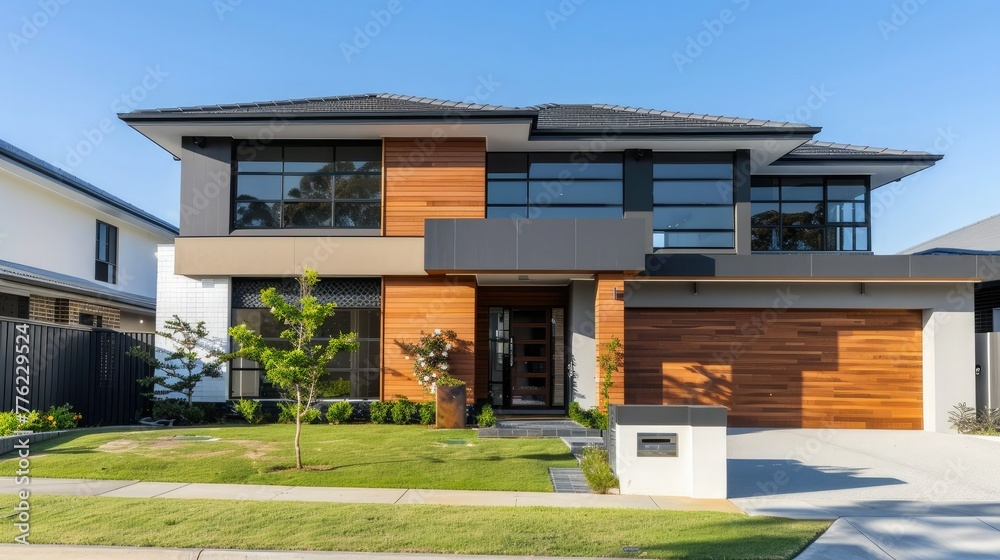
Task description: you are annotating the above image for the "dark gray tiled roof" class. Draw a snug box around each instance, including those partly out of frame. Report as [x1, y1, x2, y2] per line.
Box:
[0, 259, 156, 310]
[0, 138, 178, 235]
[532, 103, 809, 129]
[133, 93, 523, 114]
[788, 141, 934, 157]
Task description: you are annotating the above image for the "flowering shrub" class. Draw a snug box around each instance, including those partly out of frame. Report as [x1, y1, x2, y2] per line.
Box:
[0, 404, 81, 437]
[399, 329, 463, 394]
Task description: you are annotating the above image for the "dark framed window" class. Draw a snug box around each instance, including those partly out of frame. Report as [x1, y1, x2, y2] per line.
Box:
[751, 177, 870, 252]
[233, 142, 382, 230]
[0, 292, 29, 319]
[79, 313, 102, 328]
[486, 153, 623, 219]
[652, 154, 735, 249]
[95, 221, 118, 284]
[229, 278, 381, 400]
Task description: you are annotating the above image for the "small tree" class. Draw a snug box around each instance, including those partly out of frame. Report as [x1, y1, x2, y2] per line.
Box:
[129, 315, 225, 405]
[228, 267, 358, 469]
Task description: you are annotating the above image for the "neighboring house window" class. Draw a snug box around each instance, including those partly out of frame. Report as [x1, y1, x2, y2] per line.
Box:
[751, 177, 870, 251]
[229, 278, 381, 399]
[0, 292, 29, 319]
[486, 153, 623, 219]
[95, 221, 118, 283]
[652, 155, 735, 249]
[233, 143, 382, 230]
[79, 313, 102, 327]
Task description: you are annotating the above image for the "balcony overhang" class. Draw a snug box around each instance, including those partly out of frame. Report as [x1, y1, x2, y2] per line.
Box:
[425, 218, 647, 273]
[642, 253, 997, 281]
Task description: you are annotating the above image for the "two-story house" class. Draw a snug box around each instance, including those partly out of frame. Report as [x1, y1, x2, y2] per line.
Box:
[121, 93, 989, 431]
[0, 139, 177, 331]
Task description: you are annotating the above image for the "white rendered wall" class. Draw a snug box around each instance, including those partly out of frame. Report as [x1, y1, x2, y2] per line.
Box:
[613, 424, 727, 498]
[568, 280, 597, 409]
[923, 310, 976, 432]
[155, 245, 229, 402]
[0, 168, 166, 299]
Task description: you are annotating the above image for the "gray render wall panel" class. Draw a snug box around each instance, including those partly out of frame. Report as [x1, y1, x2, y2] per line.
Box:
[910, 255, 979, 279]
[179, 137, 231, 237]
[810, 254, 910, 278]
[517, 219, 578, 270]
[455, 219, 516, 270]
[424, 218, 646, 272]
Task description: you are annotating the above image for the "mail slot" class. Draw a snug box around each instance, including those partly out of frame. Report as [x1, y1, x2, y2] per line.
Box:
[637, 433, 678, 457]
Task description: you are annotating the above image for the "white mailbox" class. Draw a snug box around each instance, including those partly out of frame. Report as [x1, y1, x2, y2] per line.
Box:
[607, 405, 727, 499]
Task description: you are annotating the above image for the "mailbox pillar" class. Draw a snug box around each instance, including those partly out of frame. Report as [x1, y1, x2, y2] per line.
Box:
[606, 404, 727, 499]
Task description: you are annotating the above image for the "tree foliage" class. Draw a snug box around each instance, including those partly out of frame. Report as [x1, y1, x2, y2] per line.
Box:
[227, 267, 358, 469]
[129, 315, 225, 405]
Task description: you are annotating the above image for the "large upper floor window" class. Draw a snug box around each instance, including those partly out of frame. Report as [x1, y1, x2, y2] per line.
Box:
[653, 154, 735, 249]
[486, 153, 623, 219]
[233, 142, 381, 230]
[751, 177, 870, 252]
[95, 220, 118, 283]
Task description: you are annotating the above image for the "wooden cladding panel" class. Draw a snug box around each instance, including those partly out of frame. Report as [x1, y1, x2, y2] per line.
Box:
[473, 286, 569, 401]
[595, 274, 626, 407]
[624, 308, 923, 429]
[383, 138, 486, 237]
[382, 276, 477, 403]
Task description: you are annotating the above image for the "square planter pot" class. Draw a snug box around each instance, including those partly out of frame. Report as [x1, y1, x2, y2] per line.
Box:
[436, 384, 467, 429]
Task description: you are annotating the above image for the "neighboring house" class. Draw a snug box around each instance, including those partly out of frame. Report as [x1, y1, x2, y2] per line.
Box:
[0, 139, 177, 331]
[120, 93, 991, 432]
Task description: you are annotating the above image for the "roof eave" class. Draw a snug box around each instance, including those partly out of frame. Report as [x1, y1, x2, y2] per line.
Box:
[778, 153, 944, 163]
[530, 126, 822, 137]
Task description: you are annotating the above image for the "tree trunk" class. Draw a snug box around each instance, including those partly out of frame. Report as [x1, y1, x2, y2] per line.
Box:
[294, 389, 303, 469]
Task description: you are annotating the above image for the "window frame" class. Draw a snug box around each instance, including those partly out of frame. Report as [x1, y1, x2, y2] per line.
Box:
[751, 176, 871, 252]
[95, 220, 118, 284]
[231, 140, 382, 231]
[652, 153, 736, 250]
[486, 152, 624, 219]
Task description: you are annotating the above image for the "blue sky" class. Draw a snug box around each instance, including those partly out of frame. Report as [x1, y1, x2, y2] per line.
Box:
[1, 0, 996, 254]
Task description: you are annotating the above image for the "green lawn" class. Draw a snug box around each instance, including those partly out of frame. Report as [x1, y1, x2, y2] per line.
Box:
[0, 495, 829, 559]
[0, 424, 577, 491]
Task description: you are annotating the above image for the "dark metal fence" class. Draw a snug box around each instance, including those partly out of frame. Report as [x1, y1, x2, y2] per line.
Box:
[0, 319, 154, 426]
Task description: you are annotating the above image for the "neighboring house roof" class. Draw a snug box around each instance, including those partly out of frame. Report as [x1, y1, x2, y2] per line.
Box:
[912, 248, 1000, 256]
[0, 138, 179, 236]
[0, 259, 156, 310]
[901, 213, 1000, 254]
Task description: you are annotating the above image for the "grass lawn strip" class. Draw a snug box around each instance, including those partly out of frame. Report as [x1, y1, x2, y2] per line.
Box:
[0, 424, 576, 492]
[0, 495, 829, 559]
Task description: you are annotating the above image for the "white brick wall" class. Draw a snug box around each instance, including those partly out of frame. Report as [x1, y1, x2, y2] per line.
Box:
[155, 244, 230, 402]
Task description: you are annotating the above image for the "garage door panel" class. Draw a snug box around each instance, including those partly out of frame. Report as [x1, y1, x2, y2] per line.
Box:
[625, 308, 923, 430]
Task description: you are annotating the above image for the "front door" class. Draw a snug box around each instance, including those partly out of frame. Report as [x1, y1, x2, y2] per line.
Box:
[488, 307, 552, 408]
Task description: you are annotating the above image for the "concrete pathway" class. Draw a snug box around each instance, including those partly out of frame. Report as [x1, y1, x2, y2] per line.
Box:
[0, 476, 742, 512]
[797, 517, 1000, 560]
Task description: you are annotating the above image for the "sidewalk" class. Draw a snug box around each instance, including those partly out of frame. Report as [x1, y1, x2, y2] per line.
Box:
[0, 477, 742, 512]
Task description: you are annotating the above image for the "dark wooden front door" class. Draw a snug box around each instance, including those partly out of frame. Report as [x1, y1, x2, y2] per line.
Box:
[488, 307, 552, 408]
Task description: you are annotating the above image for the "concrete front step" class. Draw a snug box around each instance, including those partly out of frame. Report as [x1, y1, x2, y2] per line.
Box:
[477, 419, 602, 438]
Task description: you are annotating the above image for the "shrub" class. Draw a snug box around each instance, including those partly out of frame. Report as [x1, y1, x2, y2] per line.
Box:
[369, 401, 391, 424]
[418, 401, 436, 425]
[277, 402, 321, 424]
[152, 399, 205, 425]
[568, 401, 606, 430]
[233, 399, 263, 424]
[391, 396, 417, 425]
[397, 328, 460, 394]
[580, 446, 619, 494]
[326, 401, 354, 424]
[950, 402, 1000, 435]
[0, 404, 82, 437]
[476, 403, 497, 427]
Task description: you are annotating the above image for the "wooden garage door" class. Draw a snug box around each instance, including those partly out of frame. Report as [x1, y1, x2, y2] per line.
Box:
[625, 308, 923, 429]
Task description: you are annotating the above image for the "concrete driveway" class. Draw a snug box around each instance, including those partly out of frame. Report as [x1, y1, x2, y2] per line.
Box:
[727, 429, 1000, 559]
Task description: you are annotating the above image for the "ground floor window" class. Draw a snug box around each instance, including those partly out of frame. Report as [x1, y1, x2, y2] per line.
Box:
[0, 292, 28, 319]
[230, 277, 381, 399]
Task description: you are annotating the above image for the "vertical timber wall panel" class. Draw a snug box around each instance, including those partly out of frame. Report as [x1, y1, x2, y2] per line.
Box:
[594, 274, 626, 407]
[383, 138, 486, 237]
[382, 276, 477, 402]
